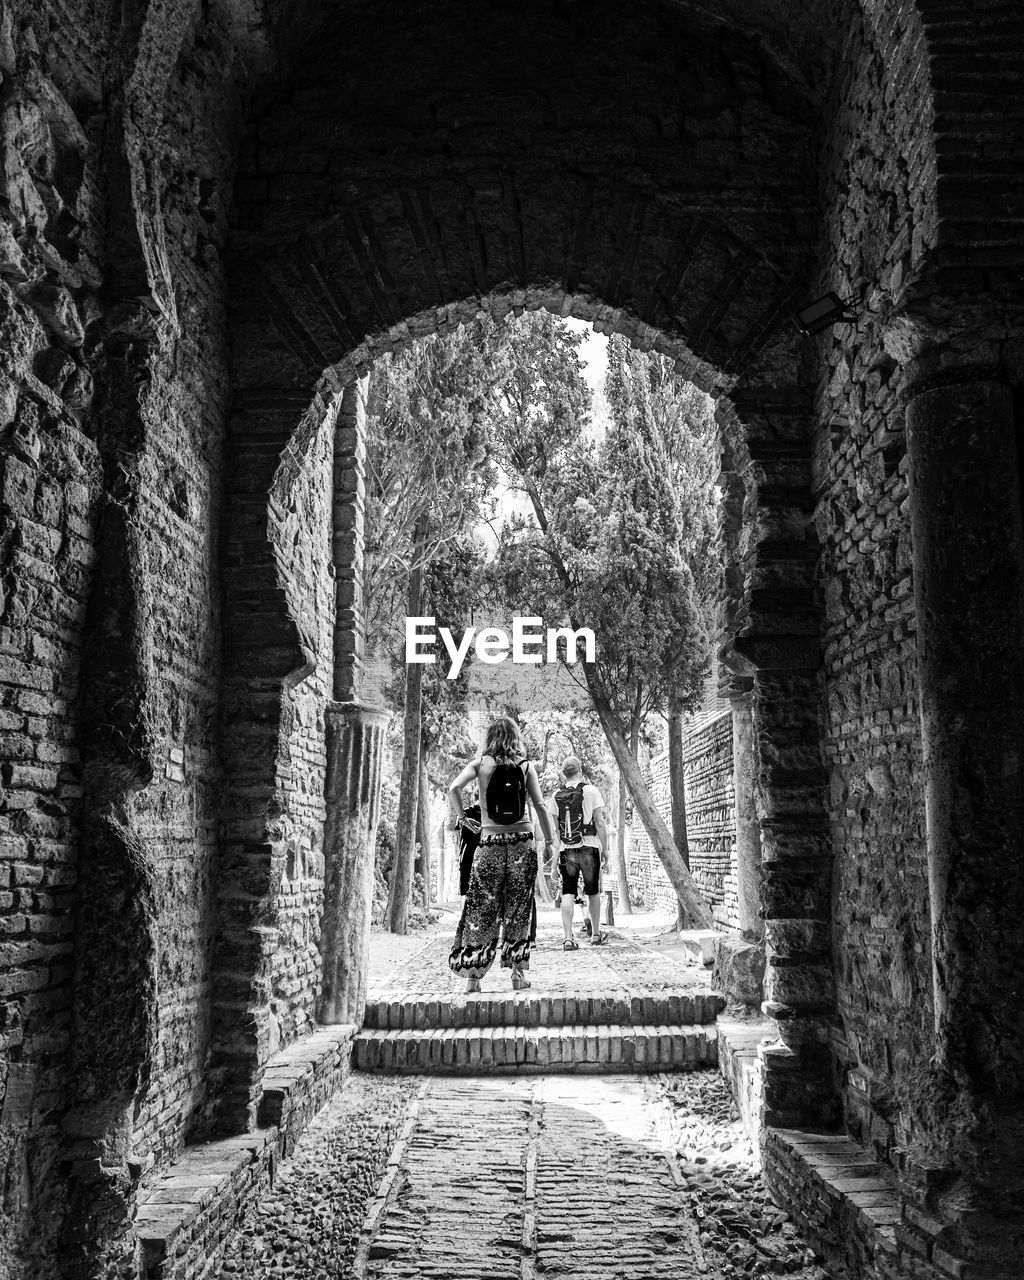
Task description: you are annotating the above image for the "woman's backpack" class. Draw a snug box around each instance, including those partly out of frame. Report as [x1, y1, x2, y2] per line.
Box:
[485, 757, 529, 824]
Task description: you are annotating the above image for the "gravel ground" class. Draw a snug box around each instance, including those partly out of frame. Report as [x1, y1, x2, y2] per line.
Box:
[216, 1074, 417, 1280]
[655, 1070, 833, 1280]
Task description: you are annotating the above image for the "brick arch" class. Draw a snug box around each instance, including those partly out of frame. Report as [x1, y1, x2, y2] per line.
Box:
[212, 287, 825, 1132]
[228, 0, 820, 390]
[210, 0, 834, 1131]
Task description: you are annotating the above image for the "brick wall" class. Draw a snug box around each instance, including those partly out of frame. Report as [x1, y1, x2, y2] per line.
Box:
[814, 7, 936, 1162]
[0, 405, 102, 1276]
[265, 399, 337, 1052]
[0, 7, 120, 1274]
[627, 696, 738, 928]
[0, 0, 248, 1271]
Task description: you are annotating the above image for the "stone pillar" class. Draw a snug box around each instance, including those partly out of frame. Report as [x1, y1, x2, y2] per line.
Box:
[319, 701, 389, 1024]
[713, 678, 766, 1008]
[904, 368, 1024, 1273]
[333, 376, 369, 702]
[722, 397, 837, 1131]
[320, 371, 388, 1025]
[730, 688, 763, 942]
[752, 668, 835, 1130]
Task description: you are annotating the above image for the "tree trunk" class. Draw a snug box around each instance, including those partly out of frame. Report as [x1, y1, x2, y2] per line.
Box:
[535, 866, 553, 904]
[589, 691, 712, 929]
[417, 753, 432, 911]
[614, 767, 634, 915]
[667, 700, 690, 868]
[435, 814, 447, 905]
[531, 799, 553, 903]
[386, 523, 426, 934]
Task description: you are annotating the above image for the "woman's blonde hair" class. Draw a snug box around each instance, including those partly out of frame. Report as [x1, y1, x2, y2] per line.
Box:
[483, 716, 525, 762]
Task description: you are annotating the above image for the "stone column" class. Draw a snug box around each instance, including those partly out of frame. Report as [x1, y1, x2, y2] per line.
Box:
[333, 377, 369, 702]
[904, 368, 1024, 1271]
[319, 701, 389, 1024]
[722, 399, 836, 1131]
[730, 688, 763, 942]
[320, 373, 390, 1025]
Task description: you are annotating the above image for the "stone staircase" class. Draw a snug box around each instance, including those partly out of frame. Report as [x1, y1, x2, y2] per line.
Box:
[354, 986, 725, 1074]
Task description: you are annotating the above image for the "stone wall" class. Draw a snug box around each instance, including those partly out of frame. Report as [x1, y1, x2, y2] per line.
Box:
[0, 6, 111, 1269]
[0, 0, 252, 1272]
[814, 7, 936, 1163]
[264, 397, 336, 1054]
[626, 702, 738, 928]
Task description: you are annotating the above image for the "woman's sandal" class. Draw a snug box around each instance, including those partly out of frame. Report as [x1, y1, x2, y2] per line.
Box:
[466, 976, 482, 994]
[590, 931, 609, 946]
[511, 966, 531, 991]
[562, 938, 580, 952]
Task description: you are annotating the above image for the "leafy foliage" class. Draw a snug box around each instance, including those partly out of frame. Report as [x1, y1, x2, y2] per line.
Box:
[363, 322, 500, 644]
[488, 327, 717, 734]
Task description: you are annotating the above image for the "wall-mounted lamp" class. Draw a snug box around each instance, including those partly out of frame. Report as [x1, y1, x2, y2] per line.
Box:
[792, 291, 858, 337]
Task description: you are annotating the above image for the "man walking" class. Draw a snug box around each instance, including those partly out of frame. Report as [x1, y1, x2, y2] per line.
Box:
[549, 757, 609, 949]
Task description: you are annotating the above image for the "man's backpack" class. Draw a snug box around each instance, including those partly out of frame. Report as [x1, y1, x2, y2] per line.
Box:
[484, 758, 528, 825]
[554, 781, 597, 846]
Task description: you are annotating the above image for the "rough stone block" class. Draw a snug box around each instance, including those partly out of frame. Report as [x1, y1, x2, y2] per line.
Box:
[713, 935, 766, 1006]
[678, 929, 727, 966]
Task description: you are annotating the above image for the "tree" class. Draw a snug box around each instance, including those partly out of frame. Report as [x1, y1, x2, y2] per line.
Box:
[385, 516, 427, 933]
[488, 323, 716, 927]
[367, 326, 499, 933]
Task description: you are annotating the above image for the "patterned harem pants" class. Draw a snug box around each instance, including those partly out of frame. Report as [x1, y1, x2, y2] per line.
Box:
[449, 831, 538, 979]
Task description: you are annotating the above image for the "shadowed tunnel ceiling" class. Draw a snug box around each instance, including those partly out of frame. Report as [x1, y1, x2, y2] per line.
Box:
[227, 0, 851, 391]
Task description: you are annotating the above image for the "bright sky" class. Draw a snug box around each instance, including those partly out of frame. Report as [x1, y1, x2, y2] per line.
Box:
[566, 316, 609, 397]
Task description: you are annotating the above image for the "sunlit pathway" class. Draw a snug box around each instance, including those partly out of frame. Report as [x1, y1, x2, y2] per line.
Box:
[217, 1069, 832, 1280]
[216, 911, 831, 1280]
[367, 903, 712, 1002]
[364, 1076, 702, 1280]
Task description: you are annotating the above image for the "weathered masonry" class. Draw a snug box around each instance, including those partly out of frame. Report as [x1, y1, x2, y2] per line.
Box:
[1, 1, 1023, 1278]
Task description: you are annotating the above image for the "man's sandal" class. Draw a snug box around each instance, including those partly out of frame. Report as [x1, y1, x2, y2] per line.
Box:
[563, 938, 580, 951]
[590, 932, 609, 946]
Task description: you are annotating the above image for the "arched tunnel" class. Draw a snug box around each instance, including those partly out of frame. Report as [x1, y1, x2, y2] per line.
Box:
[1, 1, 1024, 1276]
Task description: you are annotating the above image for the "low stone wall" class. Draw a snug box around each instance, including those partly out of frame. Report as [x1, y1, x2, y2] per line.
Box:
[716, 1016, 769, 1145]
[136, 1131, 277, 1280]
[257, 1025, 358, 1158]
[135, 1025, 356, 1279]
[717, 1024, 963, 1280]
[763, 1128, 902, 1280]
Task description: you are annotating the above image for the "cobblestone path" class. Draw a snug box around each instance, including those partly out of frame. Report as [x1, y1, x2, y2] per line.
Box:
[218, 1068, 831, 1280]
[365, 1076, 703, 1279]
[217, 913, 831, 1280]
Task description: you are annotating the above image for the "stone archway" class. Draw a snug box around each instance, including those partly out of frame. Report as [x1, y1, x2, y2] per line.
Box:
[215, 3, 832, 1109]
[206, 0, 845, 1141]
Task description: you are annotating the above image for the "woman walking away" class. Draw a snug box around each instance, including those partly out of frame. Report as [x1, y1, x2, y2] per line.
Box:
[448, 717, 555, 993]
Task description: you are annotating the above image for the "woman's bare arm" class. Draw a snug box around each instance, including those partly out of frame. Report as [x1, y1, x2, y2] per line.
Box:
[448, 759, 481, 830]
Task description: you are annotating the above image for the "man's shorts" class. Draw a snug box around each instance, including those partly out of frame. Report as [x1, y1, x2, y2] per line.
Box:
[558, 846, 601, 897]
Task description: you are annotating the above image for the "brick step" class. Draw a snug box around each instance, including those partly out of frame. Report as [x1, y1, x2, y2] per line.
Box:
[353, 1022, 718, 1074]
[362, 988, 724, 1032]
